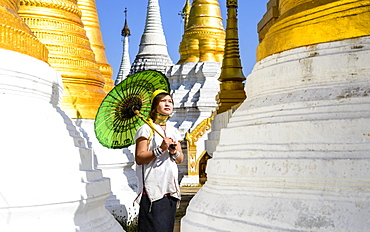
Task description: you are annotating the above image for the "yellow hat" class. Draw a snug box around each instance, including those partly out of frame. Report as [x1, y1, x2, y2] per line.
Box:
[151, 89, 168, 103]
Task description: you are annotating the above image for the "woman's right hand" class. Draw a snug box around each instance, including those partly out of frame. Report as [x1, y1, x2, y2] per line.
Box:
[160, 137, 175, 152]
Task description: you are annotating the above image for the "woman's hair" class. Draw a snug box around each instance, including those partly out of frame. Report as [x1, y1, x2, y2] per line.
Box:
[150, 92, 172, 120]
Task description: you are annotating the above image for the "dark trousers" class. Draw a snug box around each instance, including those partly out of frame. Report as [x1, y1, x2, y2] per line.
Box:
[138, 193, 178, 232]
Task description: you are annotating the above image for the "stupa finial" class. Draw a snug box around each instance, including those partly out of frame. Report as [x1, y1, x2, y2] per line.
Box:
[115, 7, 132, 85]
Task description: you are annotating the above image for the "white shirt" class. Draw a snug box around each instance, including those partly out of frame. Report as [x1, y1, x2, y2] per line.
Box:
[134, 123, 182, 203]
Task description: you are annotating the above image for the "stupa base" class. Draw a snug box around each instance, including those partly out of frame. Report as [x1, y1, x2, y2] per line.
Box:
[181, 36, 370, 231]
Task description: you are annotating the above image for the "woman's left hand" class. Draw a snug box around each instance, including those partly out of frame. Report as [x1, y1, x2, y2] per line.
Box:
[168, 141, 177, 154]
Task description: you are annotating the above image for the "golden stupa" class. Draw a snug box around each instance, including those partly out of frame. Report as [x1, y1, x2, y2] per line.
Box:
[178, 0, 225, 64]
[0, 0, 48, 62]
[257, 0, 370, 61]
[78, 0, 114, 93]
[18, 0, 108, 119]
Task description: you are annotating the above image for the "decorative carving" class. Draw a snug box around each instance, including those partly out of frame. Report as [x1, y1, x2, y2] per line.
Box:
[0, 1, 48, 62]
[185, 112, 214, 175]
[227, 0, 237, 7]
[19, 0, 107, 119]
[20, 0, 81, 16]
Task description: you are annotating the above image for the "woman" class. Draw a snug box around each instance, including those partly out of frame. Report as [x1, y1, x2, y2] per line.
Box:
[134, 89, 184, 232]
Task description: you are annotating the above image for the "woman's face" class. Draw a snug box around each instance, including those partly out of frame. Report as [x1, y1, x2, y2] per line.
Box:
[156, 95, 173, 115]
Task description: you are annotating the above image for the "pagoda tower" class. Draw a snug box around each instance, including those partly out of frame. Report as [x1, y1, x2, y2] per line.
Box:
[18, 0, 106, 119]
[78, 0, 115, 93]
[216, 0, 246, 113]
[182, 0, 370, 231]
[115, 8, 132, 85]
[129, 0, 173, 74]
[168, 0, 225, 185]
[203, 0, 246, 184]
[0, 0, 122, 231]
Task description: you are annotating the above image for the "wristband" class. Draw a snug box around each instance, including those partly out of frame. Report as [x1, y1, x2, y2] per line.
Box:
[171, 150, 180, 160]
[153, 147, 163, 157]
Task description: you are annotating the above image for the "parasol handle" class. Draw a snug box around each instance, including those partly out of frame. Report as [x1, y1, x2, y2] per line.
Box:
[134, 110, 176, 149]
[134, 110, 165, 139]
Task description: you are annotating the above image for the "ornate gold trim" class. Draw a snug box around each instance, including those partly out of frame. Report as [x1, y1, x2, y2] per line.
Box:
[185, 112, 215, 175]
[20, 0, 81, 16]
[0, 2, 48, 62]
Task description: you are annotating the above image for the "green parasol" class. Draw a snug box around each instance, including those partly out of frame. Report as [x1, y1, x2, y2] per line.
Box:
[94, 70, 170, 149]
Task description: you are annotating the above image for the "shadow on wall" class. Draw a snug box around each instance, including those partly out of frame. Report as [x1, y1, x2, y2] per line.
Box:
[53, 105, 122, 231]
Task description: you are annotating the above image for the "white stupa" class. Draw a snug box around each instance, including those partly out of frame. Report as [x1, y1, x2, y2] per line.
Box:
[182, 1, 370, 231]
[0, 1, 122, 231]
[129, 0, 173, 75]
[76, 2, 139, 222]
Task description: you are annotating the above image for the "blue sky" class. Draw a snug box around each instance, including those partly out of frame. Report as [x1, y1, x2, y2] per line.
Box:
[96, 0, 268, 81]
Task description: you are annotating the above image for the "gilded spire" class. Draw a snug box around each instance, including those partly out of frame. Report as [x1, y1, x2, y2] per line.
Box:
[115, 8, 131, 85]
[177, 0, 225, 64]
[19, 0, 106, 119]
[0, 0, 48, 62]
[130, 0, 173, 74]
[78, 0, 115, 93]
[257, 0, 370, 61]
[180, 0, 191, 30]
[216, 0, 246, 114]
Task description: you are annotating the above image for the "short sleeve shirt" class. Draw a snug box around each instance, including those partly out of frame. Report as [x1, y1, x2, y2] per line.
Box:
[134, 123, 182, 202]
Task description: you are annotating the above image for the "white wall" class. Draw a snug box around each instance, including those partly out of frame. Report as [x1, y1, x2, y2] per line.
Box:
[182, 36, 370, 231]
[0, 49, 123, 232]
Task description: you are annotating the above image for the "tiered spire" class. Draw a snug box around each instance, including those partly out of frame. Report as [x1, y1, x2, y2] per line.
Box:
[129, 0, 173, 74]
[115, 8, 131, 85]
[180, 0, 191, 30]
[19, 0, 106, 119]
[177, 0, 225, 64]
[78, 0, 115, 93]
[216, 0, 246, 113]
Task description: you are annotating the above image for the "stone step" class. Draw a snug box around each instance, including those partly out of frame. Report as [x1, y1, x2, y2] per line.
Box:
[80, 169, 104, 182]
